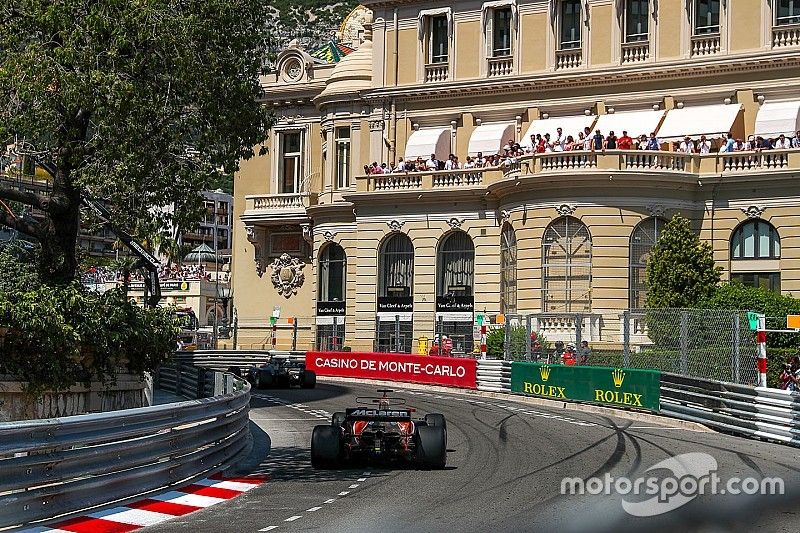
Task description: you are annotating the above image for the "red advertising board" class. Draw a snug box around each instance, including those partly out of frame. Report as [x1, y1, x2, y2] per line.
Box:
[306, 351, 477, 389]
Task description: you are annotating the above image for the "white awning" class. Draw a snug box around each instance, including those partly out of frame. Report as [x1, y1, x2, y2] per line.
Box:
[657, 104, 743, 141]
[418, 7, 453, 41]
[404, 127, 451, 160]
[481, 0, 518, 30]
[754, 101, 800, 138]
[592, 109, 666, 140]
[521, 115, 597, 147]
[468, 122, 515, 156]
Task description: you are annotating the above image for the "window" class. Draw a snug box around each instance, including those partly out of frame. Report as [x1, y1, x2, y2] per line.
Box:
[731, 273, 781, 293]
[318, 243, 346, 303]
[560, 0, 582, 49]
[694, 0, 720, 35]
[500, 224, 517, 314]
[542, 216, 592, 312]
[776, 0, 800, 26]
[625, 0, 649, 42]
[730, 220, 780, 260]
[437, 231, 475, 354]
[334, 127, 350, 189]
[429, 15, 449, 63]
[279, 131, 302, 193]
[379, 233, 414, 298]
[492, 8, 513, 56]
[629, 218, 665, 309]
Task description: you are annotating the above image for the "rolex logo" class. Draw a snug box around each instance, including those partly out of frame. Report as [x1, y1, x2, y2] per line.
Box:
[612, 368, 625, 388]
[539, 365, 551, 381]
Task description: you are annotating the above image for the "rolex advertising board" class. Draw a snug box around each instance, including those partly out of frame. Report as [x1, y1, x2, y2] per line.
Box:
[510, 363, 661, 411]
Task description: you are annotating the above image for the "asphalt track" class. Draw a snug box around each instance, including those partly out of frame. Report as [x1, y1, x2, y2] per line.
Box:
[144, 379, 800, 533]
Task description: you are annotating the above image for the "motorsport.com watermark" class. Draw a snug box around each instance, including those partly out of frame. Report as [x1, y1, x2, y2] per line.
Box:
[561, 452, 785, 517]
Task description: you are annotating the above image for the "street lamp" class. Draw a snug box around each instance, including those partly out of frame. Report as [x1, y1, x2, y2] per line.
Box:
[217, 284, 233, 340]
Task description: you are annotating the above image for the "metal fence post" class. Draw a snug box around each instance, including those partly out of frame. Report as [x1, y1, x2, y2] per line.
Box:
[395, 314, 401, 353]
[623, 310, 631, 368]
[680, 310, 689, 375]
[437, 315, 443, 353]
[732, 313, 741, 383]
[504, 318, 511, 360]
[292, 317, 298, 351]
[525, 315, 532, 362]
[332, 317, 339, 352]
[574, 314, 582, 347]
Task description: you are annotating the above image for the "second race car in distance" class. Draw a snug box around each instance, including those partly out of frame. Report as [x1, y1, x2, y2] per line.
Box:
[247, 355, 316, 389]
[311, 389, 446, 469]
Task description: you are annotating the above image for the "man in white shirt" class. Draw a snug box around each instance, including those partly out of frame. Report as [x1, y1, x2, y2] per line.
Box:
[774, 134, 791, 149]
[678, 136, 695, 154]
[552, 127, 565, 152]
[697, 135, 712, 154]
[475, 152, 486, 167]
[444, 153, 457, 170]
[543, 133, 553, 153]
[425, 153, 439, 170]
[393, 158, 406, 172]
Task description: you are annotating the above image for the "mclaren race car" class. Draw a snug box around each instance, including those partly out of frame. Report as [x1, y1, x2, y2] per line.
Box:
[247, 355, 316, 389]
[311, 389, 446, 469]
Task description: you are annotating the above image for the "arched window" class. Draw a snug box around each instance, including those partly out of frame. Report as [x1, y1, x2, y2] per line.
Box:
[629, 218, 666, 308]
[730, 220, 781, 292]
[436, 231, 475, 353]
[376, 233, 414, 353]
[542, 216, 592, 312]
[316, 243, 346, 351]
[500, 224, 517, 314]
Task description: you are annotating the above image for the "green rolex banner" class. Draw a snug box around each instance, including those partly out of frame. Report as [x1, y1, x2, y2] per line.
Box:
[510, 362, 661, 412]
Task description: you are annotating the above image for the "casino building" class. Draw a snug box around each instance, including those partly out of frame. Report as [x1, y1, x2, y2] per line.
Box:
[231, 0, 800, 352]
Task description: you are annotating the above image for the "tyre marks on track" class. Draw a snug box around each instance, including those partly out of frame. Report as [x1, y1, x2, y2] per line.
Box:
[252, 393, 333, 421]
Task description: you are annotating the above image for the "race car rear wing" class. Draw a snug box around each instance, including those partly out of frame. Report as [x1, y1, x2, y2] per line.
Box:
[345, 408, 412, 421]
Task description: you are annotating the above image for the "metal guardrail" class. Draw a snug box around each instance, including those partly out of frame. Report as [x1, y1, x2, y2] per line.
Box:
[477, 359, 512, 393]
[0, 369, 251, 529]
[660, 372, 800, 447]
[172, 350, 305, 373]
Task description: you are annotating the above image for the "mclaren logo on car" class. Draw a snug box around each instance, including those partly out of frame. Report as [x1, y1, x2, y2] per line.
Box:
[349, 409, 411, 418]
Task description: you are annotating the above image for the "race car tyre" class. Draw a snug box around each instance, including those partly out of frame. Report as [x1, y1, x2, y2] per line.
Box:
[302, 370, 317, 389]
[332, 412, 346, 427]
[425, 413, 446, 430]
[415, 426, 447, 470]
[311, 425, 342, 468]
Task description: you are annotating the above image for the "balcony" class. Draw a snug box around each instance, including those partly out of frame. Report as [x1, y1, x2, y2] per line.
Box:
[621, 41, 649, 63]
[487, 56, 513, 77]
[773, 23, 800, 48]
[691, 34, 721, 57]
[555, 49, 582, 70]
[360, 168, 490, 193]
[241, 192, 316, 224]
[425, 63, 449, 83]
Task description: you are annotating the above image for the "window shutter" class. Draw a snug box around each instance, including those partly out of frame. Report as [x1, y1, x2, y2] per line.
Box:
[486, 10, 494, 58]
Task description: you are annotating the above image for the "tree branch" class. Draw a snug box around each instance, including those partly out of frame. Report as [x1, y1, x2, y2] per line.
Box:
[0, 209, 41, 239]
[0, 184, 51, 210]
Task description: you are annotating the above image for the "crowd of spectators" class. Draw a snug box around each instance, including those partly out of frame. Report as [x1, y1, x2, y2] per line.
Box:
[82, 264, 216, 284]
[363, 128, 800, 173]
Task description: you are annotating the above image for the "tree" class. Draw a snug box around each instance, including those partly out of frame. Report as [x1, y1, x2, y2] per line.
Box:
[645, 214, 721, 308]
[0, 0, 273, 284]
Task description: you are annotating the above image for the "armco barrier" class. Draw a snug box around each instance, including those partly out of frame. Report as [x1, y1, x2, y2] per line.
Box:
[306, 351, 477, 389]
[0, 369, 251, 529]
[511, 362, 661, 411]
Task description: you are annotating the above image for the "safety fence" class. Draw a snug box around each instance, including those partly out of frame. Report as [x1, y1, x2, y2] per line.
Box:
[0, 367, 251, 529]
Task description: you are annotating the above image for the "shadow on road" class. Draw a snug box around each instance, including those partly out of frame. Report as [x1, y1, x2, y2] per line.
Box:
[249, 382, 355, 404]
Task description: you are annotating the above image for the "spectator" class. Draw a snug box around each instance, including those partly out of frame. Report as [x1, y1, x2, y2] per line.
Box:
[697, 134, 712, 154]
[637, 134, 648, 150]
[475, 151, 486, 167]
[528, 134, 537, 152]
[793, 131, 800, 148]
[579, 340, 592, 365]
[553, 127, 565, 152]
[543, 133, 553, 152]
[604, 130, 618, 150]
[592, 129, 604, 151]
[393, 158, 406, 172]
[425, 153, 439, 170]
[775, 134, 791, 149]
[645, 132, 661, 150]
[463, 156, 476, 169]
[582, 131, 593, 151]
[444, 153, 458, 170]
[380, 162, 391, 174]
[720, 132, 736, 152]
[551, 340, 565, 365]
[562, 343, 577, 366]
[779, 356, 800, 391]
[564, 135, 576, 151]
[678, 136, 695, 154]
[618, 130, 633, 150]
[536, 134, 547, 153]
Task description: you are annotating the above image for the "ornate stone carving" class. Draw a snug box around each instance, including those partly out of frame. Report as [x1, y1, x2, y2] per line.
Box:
[323, 230, 336, 242]
[300, 222, 313, 244]
[387, 219, 405, 232]
[369, 119, 385, 132]
[647, 204, 666, 218]
[741, 205, 767, 219]
[270, 253, 305, 298]
[447, 217, 465, 229]
[500, 210, 511, 223]
[244, 225, 267, 277]
[555, 204, 576, 216]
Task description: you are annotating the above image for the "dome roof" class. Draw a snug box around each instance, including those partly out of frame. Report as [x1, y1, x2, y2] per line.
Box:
[316, 12, 373, 104]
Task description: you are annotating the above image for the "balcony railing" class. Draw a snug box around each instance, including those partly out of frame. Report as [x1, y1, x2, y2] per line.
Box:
[555, 49, 582, 70]
[244, 192, 316, 215]
[773, 23, 800, 48]
[353, 150, 800, 194]
[425, 63, 449, 83]
[691, 34, 721, 56]
[487, 56, 513, 77]
[621, 41, 649, 63]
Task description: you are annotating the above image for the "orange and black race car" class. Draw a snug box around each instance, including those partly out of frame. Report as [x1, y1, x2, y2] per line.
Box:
[311, 390, 446, 469]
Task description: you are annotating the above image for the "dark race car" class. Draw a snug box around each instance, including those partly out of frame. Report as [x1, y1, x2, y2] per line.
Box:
[247, 356, 316, 389]
[311, 389, 446, 469]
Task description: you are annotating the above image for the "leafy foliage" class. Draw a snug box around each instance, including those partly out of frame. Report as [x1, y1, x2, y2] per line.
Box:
[646, 214, 721, 308]
[487, 326, 549, 360]
[0, 0, 273, 282]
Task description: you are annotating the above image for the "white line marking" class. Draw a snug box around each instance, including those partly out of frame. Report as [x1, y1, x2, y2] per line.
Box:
[337, 491, 350, 496]
[362, 471, 371, 475]
[259, 527, 279, 531]
[357, 477, 367, 482]
[284, 515, 302, 522]
[629, 426, 686, 430]
[348, 484, 359, 489]
[323, 498, 336, 504]
[306, 506, 322, 512]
